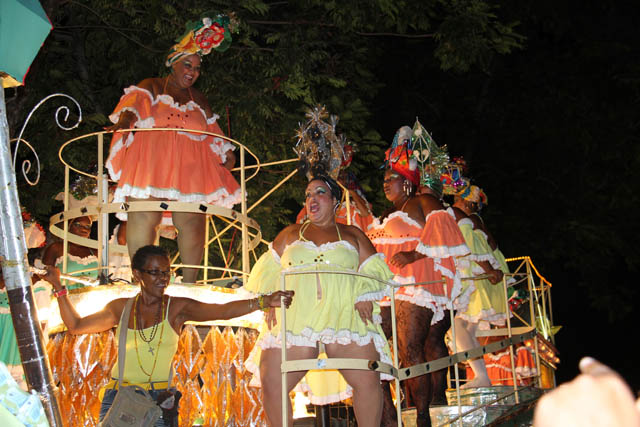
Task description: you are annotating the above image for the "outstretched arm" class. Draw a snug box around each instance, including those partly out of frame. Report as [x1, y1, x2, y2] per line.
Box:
[175, 290, 294, 326]
[44, 266, 121, 334]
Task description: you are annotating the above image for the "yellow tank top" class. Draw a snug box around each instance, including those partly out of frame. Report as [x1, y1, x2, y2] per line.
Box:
[111, 297, 180, 384]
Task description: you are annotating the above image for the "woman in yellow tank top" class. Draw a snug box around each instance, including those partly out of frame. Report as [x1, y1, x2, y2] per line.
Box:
[44, 245, 293, 426]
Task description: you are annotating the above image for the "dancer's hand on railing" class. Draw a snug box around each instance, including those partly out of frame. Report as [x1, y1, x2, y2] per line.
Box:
[264, 290, 294, 309]
[533, 357, 640, 427]
[487, 268, 503, 285]
[354, 301, 373, 324]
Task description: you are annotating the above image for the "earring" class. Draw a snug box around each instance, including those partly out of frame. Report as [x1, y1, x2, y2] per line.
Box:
[334, 203, 340, 214]
[403, 180, 411, 196]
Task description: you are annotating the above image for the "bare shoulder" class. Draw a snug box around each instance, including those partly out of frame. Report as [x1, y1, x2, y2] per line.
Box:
[190, 88, 212, 115]
[42, 241, 63, 265]
[272, 224, 302, 255]
[417, 194, 444, 213]
[136, 77, 159, 93]
[451, 206, 467, 222]
[339, 224, 375, 255]
[468, 213, 484, 230]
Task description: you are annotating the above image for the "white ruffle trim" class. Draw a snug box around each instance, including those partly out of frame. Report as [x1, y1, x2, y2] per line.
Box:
[55, 254, 98, 266]
[457, 308, 509, 328]
[369, 210, 423, 230]
[283, 239, 358, 255]
[369, 236, 420, 246]
[255, 328, 394, 381]
[416, 242, 470, 259]
[355, 290, 389, 303]
[208, 139, 235, 164]
[457, 218, 473, 227]
[113, 185, 242, 221]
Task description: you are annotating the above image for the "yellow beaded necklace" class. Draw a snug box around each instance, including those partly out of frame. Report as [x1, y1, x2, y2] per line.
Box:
[133, 294, 165, 381]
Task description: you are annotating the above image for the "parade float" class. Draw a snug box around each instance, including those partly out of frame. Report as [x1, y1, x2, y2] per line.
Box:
[1, 5, 559, 425]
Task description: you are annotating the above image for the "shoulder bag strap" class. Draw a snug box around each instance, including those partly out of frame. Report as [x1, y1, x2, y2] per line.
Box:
[117, 297, 136, 387]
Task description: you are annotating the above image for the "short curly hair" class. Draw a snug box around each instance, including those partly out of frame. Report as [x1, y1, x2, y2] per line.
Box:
[131, 245, 169, 271]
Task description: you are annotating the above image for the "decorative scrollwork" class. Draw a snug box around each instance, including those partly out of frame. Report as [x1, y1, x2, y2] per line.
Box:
[12, 93, 82, 185]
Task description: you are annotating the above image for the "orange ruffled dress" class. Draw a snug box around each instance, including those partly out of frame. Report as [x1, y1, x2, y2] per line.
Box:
[106, 86, 241, 215]
[367, 208, 470, 324]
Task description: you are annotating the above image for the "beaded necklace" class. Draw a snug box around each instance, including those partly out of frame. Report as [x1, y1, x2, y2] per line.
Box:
[133, 294, 165, 380]
[136, 293, 163, 342]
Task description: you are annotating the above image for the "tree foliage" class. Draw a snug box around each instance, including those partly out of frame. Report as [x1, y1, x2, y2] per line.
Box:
[7, 0, 521, 243]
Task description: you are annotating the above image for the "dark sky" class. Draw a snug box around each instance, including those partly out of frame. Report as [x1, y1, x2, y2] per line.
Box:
[372, 1, 640, 390]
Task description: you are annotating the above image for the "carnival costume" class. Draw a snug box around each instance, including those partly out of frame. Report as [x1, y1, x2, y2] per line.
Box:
[454, 218, 508, 328]
[367, 123, 470, 324]
[245, 225, 394, 403]
[246, 106, 393, 404]
[106, 17, 241, 217]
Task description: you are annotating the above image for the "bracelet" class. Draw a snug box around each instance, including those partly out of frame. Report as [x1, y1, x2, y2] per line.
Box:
[258, 295, 267, 311]
[52, 288, 68, 298]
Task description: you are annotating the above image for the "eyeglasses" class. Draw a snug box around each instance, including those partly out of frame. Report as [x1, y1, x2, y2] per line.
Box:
[138, 269, 171, 278]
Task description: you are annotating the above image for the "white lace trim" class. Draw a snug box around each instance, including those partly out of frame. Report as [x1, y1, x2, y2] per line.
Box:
[416, 242, 469, 258]
[256, 328, 393, 382]
[457, 308, 509, 327]
[369, 210, 423, 230]
[458, 217, 473, 227]
[55, 254, 98, 266]
[283, 239, 358, 255]
[208, 139, 235, 163]
[113, 185, 242, 221]
[355, 289, 389, 303]
[357, 253, 385, 273]
[369, 236, 420, 245]
[110, 86, 212, 123]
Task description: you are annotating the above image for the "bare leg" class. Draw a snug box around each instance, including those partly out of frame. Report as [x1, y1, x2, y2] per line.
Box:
[379, 306, 398, 426]
[396, 301, 433, 427]
[260, 346, 318, 427]
[125, 197, 162, 261]
[425, 312, 451, 405]
[171, 211, 205, 283]
[325, 342, 382, 427]
[454, 317, 490, 388]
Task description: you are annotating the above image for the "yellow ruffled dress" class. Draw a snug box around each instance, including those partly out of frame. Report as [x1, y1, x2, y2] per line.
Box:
[455, 218, 508, 328]
[245, 239, 393, 404]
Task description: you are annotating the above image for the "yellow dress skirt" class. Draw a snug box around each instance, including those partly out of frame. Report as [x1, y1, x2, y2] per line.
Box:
[455, 219, 509, 329]
[244, 240, 393, 404]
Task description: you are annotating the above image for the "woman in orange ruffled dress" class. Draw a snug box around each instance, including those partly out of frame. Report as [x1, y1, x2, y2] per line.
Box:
[367, 123, 470, 427]
[106, 16, 241, 283]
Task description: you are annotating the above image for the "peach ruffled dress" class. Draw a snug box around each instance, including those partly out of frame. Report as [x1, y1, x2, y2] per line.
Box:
[367, 208, 471, 325]
[106, 86, 241, 216]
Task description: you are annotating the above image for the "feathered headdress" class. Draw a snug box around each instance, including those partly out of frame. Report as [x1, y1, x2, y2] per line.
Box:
[294, 105, 346, 181]
[166, 14, 237, 67]
[383, 126, 420, 185]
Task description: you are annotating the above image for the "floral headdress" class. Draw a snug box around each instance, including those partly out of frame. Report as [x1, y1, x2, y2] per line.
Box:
[21, 208, 46, 249]
[441, 157, 468, 195]
[165, 15, 237, 67]
[294, 105, 346, 181]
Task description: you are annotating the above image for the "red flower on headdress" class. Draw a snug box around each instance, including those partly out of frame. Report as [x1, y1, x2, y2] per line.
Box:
[196, 24, 225, 50]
